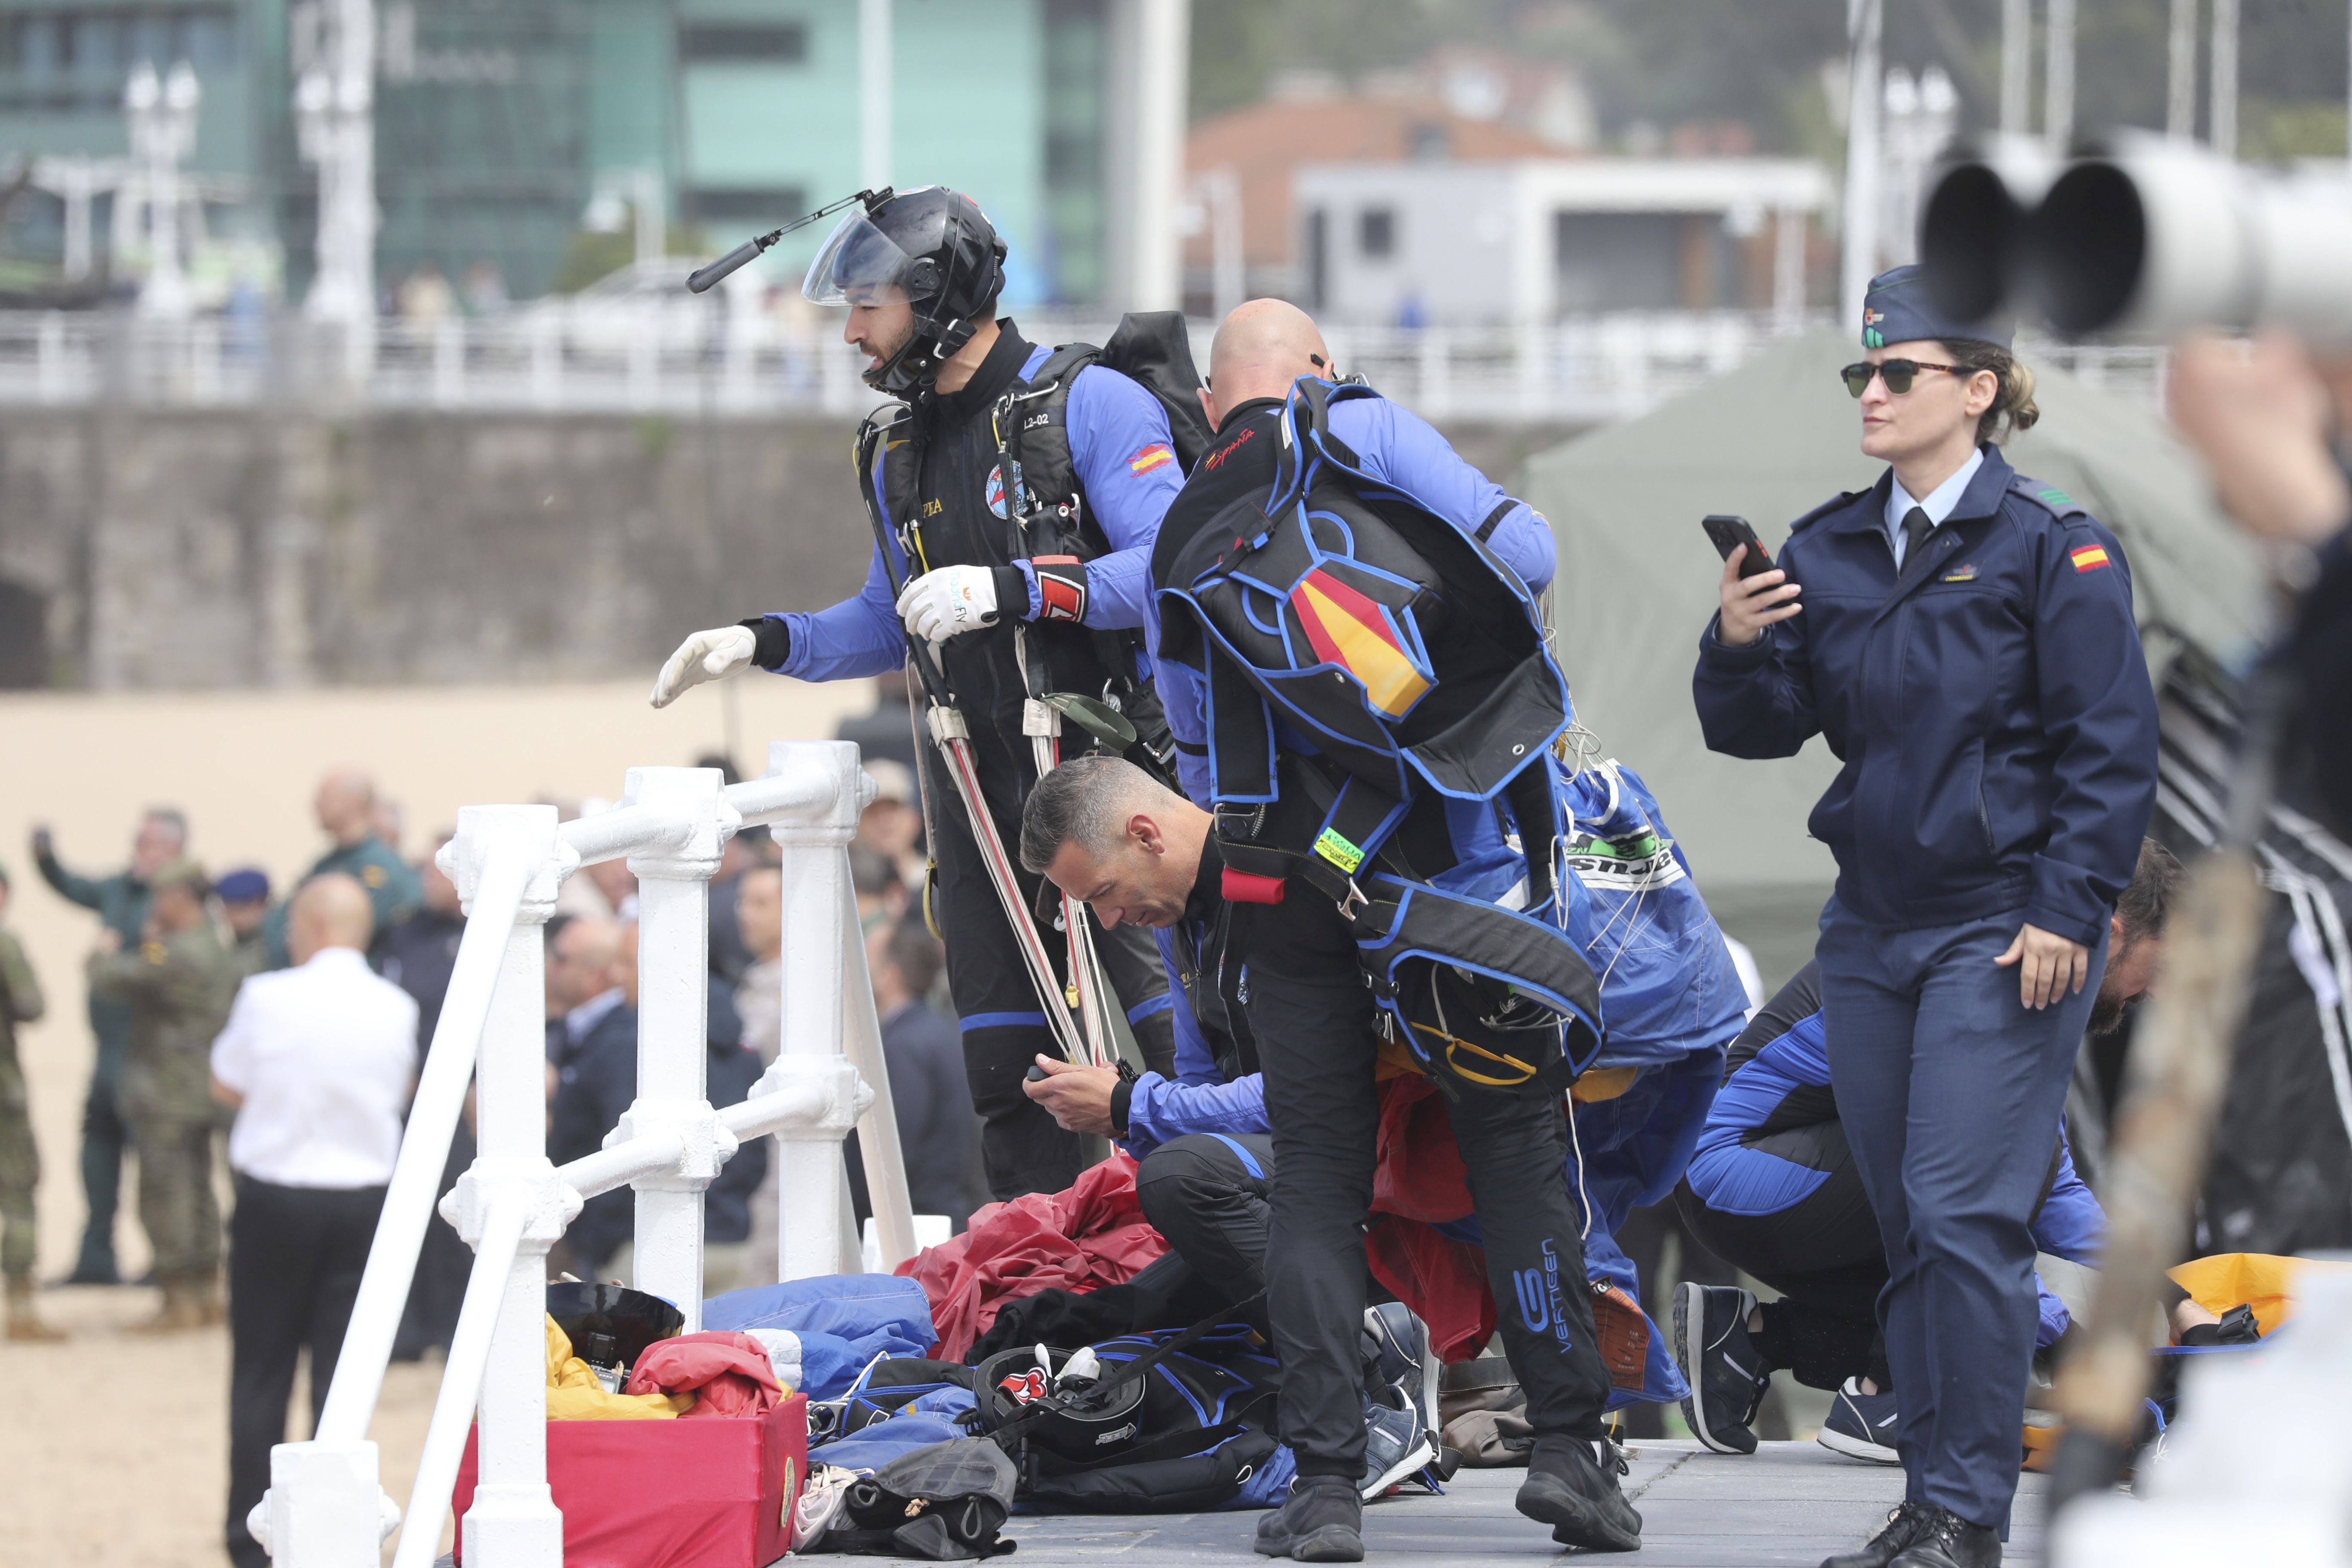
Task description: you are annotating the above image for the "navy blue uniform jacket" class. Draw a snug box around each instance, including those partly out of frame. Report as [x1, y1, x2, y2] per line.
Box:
[1692, 446, 2159, 946]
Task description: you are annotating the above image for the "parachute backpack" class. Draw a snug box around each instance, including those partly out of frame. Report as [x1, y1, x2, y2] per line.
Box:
[1157, 377, 1604, 1097]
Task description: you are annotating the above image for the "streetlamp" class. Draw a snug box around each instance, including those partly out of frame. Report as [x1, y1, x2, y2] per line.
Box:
[295, 0, 377, 381]
[126, 59, 202, 318]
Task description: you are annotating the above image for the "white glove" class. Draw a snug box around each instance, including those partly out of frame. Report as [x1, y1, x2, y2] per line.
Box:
[649, 624, 758, 708]
[896, 565, 1003, 643]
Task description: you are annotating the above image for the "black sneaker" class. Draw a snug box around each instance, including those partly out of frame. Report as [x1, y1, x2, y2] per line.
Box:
[1817, 1378, 1902, 1464]
[1887, 1506, 2000, 1568]
[1254, 1476, 1364, 1562]
[1674, 1282, 1770, 1455]
[1821, 1501, 1932, 1568]
[1514, 1435, 1642, 1553]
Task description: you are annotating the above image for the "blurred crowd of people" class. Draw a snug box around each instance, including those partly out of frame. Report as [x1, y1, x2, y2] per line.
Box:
[0, 747, 989, 1568]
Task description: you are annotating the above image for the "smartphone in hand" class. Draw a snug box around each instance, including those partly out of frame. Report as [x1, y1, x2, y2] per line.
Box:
[1703, 514, 1778, 580]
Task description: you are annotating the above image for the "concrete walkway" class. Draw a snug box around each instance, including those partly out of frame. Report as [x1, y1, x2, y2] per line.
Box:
[1003, 1442, 2051, 1568]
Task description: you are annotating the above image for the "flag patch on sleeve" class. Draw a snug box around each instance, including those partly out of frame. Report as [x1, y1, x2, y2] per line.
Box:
[1128, 443, 1174, 475]
[2069, 545, 2110, 573]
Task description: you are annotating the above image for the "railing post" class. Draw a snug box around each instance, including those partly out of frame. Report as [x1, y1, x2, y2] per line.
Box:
[616, 766, 734, 1329]
[450, 803, 569, 1568]
[765, 740, 870, 1280]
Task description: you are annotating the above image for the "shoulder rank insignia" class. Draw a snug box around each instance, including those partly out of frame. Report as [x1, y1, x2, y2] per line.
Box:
[142, 940, 168, 965]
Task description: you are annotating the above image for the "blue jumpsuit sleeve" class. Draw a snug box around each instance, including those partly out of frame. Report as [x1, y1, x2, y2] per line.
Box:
[2029, 1132, 2105, 1264]
[1691, 533, 1824, 760]
[1034, 364, 1183, 633]
[1156, 655, 1213, 805]
[2022, 518, 2162, 944]
[771, 471, 916, 683]
[1326, 398, 1555, 592]
[1122, 1069, 1271, 1160]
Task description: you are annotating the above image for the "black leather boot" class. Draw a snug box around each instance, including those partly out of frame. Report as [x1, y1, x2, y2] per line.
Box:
[1514, 1436, 1642, 1553]
[1821, 1501, 1932, 1568]
[1888, 1505, 2000, 1568]
[1253, 1476, 1364, 1562]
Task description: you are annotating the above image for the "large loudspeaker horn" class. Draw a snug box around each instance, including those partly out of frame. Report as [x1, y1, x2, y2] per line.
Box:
[1919, 135, 2062, 329]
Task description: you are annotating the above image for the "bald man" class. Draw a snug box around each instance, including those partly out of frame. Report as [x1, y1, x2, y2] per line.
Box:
[263, 768, 422, 968]
[1147, 305, 1643, 1557]
[1148, 301, 1560, 806]
[212, 873, 418, 1568]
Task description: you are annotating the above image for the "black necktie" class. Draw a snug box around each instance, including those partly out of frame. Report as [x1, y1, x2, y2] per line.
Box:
[1901, 505, 1933, 565]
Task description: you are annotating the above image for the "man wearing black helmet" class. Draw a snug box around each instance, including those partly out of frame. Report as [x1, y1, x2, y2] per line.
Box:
[652, 187, 1188, 1199]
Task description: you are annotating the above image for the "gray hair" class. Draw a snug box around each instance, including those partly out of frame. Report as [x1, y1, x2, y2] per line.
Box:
[1018, 755, 1166, 873]
[143, 808, 188, 845]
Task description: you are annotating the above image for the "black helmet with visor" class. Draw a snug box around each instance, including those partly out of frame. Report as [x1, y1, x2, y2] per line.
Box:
[804, 186, 1008, 398]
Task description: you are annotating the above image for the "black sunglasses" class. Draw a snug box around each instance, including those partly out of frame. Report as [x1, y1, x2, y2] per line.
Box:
[1841, 359, 1964, 398]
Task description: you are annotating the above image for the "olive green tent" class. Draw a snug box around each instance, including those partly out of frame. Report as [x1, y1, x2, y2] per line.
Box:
[1518, 328, 2265, 985]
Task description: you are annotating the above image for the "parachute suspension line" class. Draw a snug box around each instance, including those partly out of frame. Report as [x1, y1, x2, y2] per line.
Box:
[1565, 1080, 1594, 1240]
[928, 702, 1088, 1065]
[1017, 626, 1117, 1068]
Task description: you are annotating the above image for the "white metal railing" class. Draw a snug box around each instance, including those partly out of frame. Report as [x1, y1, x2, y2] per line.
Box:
[245, 740, 915, 1568]
[0, 306, 2177, 424]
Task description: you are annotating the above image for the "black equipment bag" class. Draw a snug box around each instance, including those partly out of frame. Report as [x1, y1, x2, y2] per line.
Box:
[973, 1308, 1280, 1513]
[805, 1438, 1020, 1560]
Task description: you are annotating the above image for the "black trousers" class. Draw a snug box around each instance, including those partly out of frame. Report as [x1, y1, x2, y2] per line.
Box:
[1243, 896, 1610, 1478]
[1674, 1127, 1891, 1393]
[918, 738, 1173, 1201]
[73, 1031, 126, 1277]
[225, 1178, 385, 1568]
[1136, 1131, 1277, 1310]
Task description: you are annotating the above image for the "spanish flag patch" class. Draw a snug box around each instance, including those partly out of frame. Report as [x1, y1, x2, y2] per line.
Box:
[2069, 545, 2110, 573]
[1290, 568, 1432, 719]
[1128, 443, 1174, 475]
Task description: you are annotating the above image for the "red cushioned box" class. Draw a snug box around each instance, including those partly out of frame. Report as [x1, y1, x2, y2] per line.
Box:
[453, 1394, 807, 1568]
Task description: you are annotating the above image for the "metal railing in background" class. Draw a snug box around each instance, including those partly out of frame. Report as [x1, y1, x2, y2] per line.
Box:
[0, 305, 2180, 425]
[246, 740, 916, 1568]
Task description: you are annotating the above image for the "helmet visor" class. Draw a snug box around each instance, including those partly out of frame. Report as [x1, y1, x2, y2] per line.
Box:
[802, 211, 918, 306]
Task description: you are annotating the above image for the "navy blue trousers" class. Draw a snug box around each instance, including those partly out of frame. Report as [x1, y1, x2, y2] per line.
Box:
[1816, 901, 2105, 1531]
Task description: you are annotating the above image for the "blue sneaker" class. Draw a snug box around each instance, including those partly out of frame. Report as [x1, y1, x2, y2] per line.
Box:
[1817, 1377, 1902, 1464]
[1357, 1390, 1436, 1499]
[1362, 1302, 1438, 1432]
[1673, 1282, 1770, 1455]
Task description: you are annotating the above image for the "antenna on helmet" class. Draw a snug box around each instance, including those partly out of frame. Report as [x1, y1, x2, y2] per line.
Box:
[686, 187, 893, 294]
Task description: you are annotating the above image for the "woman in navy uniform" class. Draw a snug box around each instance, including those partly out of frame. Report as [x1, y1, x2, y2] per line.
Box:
[1691, 266, 2159, 1568]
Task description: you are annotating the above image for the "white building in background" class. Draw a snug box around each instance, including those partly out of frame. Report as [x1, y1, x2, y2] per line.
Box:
[1294, 157, 1834, 328]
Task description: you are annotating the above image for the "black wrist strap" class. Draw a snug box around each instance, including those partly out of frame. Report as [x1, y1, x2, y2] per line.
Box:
[740, 616, 790, 671]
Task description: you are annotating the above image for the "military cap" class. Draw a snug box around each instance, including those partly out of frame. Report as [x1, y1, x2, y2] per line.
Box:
[148, 857, 211, 896]
[215, 867, 271, 904]
[1862, 263, 2012, 351]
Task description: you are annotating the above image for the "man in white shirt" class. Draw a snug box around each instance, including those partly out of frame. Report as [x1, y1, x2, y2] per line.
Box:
[211, 873, 416, 1568]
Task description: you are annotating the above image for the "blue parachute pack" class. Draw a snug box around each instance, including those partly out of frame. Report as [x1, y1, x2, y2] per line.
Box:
[1154, 376, 1605, 1098]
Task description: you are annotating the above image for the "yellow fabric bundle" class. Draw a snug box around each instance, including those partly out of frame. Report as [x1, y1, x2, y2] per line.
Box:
[543, 1315, 695, 1421]
[2165, 1253, 2350, 1338]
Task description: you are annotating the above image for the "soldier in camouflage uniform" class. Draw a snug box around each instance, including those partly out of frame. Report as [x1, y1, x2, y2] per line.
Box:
[87, 858, 243, 1329]
[263, 772, 420, 969]
[32, 809, 183, 1283]
[0, 864, 60, 1341]
[216, 868, 274, 979]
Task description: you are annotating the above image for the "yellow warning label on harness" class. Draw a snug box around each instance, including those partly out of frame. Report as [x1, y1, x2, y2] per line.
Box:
[1313, 826, 1366, 874]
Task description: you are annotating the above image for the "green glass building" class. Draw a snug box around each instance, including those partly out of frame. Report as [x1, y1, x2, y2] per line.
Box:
[0, 0, 1114, 304]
